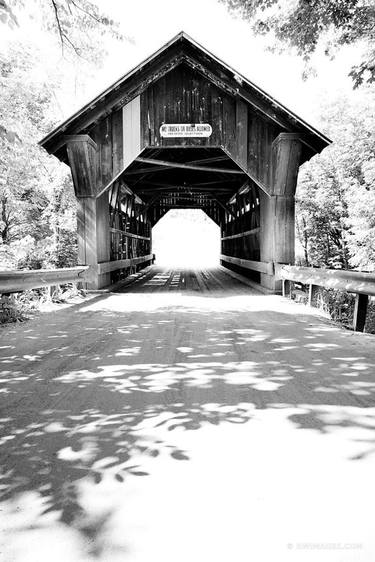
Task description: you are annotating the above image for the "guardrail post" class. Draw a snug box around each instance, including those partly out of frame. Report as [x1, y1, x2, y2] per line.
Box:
[353, 294, 369, 332]
[282, 279, 292, 298]
[308, 284, 319, 307]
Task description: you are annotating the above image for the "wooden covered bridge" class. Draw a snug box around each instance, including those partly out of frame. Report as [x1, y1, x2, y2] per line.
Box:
[4, 33, 375, 562]
[40, 32, 330, 291]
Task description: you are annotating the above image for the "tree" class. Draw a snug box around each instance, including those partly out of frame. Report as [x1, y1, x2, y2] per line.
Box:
[220, 0, 375, 87]
[296, 88, 375, 270]
[0, 0, 124, 60]
[0, 41, 76, 269]
[0, 0, 125, 270]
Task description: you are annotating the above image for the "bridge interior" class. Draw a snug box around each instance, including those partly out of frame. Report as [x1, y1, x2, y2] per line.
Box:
[122, 146, 247, 225]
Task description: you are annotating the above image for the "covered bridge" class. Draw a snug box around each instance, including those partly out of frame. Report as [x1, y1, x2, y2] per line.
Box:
[40, 32, 330, 291]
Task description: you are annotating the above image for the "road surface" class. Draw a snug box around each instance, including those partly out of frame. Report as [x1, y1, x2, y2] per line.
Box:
[1, 266, 375, 561]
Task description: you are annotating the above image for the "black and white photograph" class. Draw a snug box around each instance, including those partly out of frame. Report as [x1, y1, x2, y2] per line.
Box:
[1, 0, 375, 560]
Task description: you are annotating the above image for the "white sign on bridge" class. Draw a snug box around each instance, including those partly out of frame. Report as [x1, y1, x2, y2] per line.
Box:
[160, 123, 212, 138]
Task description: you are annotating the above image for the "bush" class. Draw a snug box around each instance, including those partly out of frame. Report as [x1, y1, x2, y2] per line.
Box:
[292, 285, 375, 334]
[0, 291, 41, 323]
[0, 284, 85, 325]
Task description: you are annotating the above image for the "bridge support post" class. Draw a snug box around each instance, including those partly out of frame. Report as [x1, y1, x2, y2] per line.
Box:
[66, 135, 110, 289]
[260, 133, 302, 292]
[77, 194, 110, 289]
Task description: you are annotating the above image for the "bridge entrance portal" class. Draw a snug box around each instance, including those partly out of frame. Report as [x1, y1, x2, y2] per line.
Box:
[40, 32, 330, 292]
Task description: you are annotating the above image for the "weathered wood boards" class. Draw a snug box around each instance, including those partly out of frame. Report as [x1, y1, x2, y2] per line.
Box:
[123, 96, 141, 169]
[65, 135, 98, 197]
[40, 33, 330, 291]
[220, 255, 273, 275]
[77, 193, 111, 289]
[97, 255, 154, 275]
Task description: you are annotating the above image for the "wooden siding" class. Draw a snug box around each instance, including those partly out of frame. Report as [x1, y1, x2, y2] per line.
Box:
[140, 64, 282, 190]
[90, 109, 124, 191]
[123, 96, 141, 169]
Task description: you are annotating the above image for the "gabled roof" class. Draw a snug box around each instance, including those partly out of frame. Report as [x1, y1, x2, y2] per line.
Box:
[40, 31, 331, 156]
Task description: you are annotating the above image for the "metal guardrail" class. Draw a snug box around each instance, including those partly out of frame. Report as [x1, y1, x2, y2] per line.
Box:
[0, 254, 156, 294]
[275, 264, 375, 332]
[0, 266, 90, 294]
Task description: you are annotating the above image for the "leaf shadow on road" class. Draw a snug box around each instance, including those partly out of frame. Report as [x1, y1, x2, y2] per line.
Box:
[1, 277, 375, 560]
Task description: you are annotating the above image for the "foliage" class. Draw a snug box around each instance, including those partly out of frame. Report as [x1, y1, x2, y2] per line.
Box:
[0, 41, 78, 270]
[220, 0, 375, 86]
[0, 284, 85, 324]
[0, 0, 124, 61]
[296, 87, 375, 272]
[0, 291, 40, 323]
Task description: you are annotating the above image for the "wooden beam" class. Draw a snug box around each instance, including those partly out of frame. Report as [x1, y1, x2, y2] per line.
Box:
[216, 145, 271, 198]
[137, 186, 233, 194]
[119, 182, 144, 205]
[185, 155, 229, 165]
[135, 178, 239, 190]
[143, 194, 162, 211]
[221, 227, 260, 241]
[97, 254, 154, 274]
[109, 227, 150, 241]
[156, 205, 204, 209]
[228, 181, 251, 205]
[220, 254, 274, 275]
[132, 157, 245, 175]
[213, 198, 237, 219]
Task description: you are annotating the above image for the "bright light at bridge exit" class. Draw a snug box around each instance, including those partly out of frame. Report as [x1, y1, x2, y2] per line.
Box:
[152, 209, 220, 268]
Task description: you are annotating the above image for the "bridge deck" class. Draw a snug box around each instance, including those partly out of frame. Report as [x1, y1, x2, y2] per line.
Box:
[1, 266, 375, 561]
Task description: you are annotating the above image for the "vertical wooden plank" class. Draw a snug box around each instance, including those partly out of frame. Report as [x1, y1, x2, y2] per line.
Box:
[97, 116, 112, 188]
[236, 99, 248, 169]
[123, 95, 141, 169]
[140, 90, 150, 149]
[211, 88, 223, 146]
[96, 191, 110, 264]
[77, 198, 89, 266]
[222, 95, 236, 155]
[247, 112, 258, 179]
[353, 293, 368, 332]
[112, 109, 123, 176]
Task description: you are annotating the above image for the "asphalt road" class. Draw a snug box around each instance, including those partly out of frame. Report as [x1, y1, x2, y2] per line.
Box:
[1, 266, 375, 561]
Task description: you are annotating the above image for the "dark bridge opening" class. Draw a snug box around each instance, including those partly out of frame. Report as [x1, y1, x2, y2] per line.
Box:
[123, 146, 246, 225]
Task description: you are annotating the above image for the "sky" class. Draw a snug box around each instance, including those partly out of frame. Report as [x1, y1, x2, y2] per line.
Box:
[1, 0, 361, 132]
[91, 0, 359, 131]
